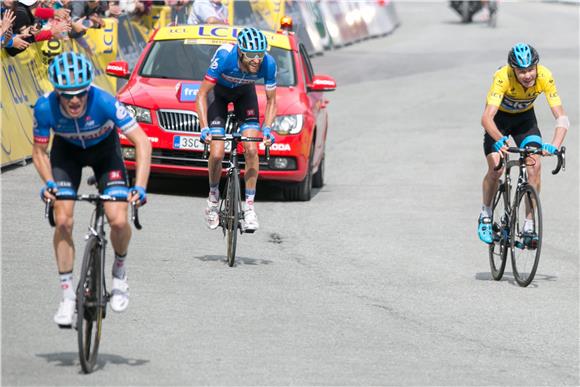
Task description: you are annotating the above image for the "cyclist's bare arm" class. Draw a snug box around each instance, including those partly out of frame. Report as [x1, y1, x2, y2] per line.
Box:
[32, 142, 57, 199]
[481, 103, 503, 142]
[196, 79, 216, 130]
[263, 88, 277, 128]
[549, 105, 568, 148]
[125, 124, 152, 199]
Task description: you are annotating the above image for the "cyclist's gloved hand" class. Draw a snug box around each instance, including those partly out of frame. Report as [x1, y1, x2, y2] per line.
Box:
[542, 143, 557, 155]
[493, 136, 509, 153]
[262, 126, 275, 145]
[200, 127, 210, 144]
[40, 180, 58, 201]
[130, 185, 147, 205]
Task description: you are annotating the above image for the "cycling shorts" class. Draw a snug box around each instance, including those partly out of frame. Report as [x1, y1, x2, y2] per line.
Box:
[50, 131, 129, 199]
[483, 108, 542, 155]
[207, 83, 260, 132]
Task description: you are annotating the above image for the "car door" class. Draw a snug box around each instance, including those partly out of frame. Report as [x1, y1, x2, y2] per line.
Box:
[298, 43, 326, 166]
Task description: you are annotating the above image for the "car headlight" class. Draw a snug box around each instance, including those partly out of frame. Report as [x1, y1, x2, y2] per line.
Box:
[271, 114, 303, 135]
[125, 104, 152, 124]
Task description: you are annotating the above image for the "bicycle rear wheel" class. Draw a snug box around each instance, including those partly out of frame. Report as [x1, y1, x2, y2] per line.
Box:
[225, 172, 240, 267]
[77, 235, 104, 373]
[489, 184, 509, 280]
[510, 185, 542, 287]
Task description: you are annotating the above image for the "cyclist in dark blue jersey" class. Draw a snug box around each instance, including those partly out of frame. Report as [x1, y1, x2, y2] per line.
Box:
[32, 52, 152, 327]
[197, 27, 276, 232]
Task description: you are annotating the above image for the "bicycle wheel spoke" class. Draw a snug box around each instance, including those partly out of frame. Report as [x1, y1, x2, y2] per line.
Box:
[226, 174, 239, 267]
[77, 237, 104, 373]
[511, 186, 542, 287]
[489, 185, 509, 280]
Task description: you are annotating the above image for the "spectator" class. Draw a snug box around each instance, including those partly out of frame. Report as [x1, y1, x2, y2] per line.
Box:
[166, 0, 188, 25]
[187, 0, 228, 25]
[70, 0, 108, 28]
[5, 0, 69, 56]
[1, 1, 31, 49]
[112, 0, 153, 18]
[1, 6, 14, 46]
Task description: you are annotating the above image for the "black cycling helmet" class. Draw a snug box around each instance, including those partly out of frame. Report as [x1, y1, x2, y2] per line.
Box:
[508, 43, 539, 69]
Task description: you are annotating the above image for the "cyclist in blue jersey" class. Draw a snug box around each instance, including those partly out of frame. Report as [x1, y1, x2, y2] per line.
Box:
[196, 27, 276, 231]
[32, 52, 152, 327]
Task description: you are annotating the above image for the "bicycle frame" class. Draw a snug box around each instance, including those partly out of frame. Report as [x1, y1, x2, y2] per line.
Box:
[44, 179, 142, 373]
[489, 146, 566, 286]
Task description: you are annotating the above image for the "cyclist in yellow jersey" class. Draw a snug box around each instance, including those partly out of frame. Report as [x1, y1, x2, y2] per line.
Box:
[477, 43, 570, 244]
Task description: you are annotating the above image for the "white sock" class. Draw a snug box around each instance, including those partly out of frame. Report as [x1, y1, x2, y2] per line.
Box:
[481, 205, 492, 218]
[59, 271, 75, 300]
[524, 219, 534, 232]
[209, 183, 219, 203]
[113, 252, 127, 279]
[245, 189, 255, 211]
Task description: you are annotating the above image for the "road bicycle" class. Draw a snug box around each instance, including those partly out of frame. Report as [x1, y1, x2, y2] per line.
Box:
[489, 146, 565, 287]
[203, 132, 270, 267]
[45, 177, 142, 373]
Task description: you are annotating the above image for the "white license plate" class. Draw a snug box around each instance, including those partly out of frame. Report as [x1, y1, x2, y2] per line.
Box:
[173, 135, 231, 152]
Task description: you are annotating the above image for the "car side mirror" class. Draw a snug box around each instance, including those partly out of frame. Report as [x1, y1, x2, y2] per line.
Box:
[307, 75, 336, 92]
[106, 61, 131, 79]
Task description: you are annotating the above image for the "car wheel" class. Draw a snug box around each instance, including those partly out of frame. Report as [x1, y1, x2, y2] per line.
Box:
[312, 149, 325, 189]
[283, 143, 313, 201]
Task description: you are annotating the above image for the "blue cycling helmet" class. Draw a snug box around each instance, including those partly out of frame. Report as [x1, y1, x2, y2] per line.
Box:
[237, 27, 267, 52]
[508, 43, 539, 69]
[48, 52, 94, 90]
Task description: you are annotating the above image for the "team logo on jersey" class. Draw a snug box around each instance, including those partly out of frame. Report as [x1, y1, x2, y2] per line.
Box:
[109, 170, 123, 181]
[210, 57, 220, 70]
[115, 101, 128, 120]
[246, 109, 255, 117]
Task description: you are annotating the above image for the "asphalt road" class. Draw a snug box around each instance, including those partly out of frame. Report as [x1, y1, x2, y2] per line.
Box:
[2, 2, 579, 385]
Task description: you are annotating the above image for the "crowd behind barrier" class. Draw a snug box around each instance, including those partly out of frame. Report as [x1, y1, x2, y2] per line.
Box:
[1, 0, 399, 168]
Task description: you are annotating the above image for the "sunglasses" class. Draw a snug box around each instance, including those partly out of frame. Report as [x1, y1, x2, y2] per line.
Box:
[58, 89, 89, 100]
[241, 51, 265, 60]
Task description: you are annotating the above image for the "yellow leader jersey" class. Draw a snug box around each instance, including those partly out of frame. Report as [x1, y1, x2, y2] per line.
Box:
[486, 64, 562, 114]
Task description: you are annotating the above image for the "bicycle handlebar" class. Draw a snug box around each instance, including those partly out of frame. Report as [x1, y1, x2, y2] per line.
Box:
[202, 134, 271, 161]
[492, 146, 566, 175]
[44, 176, 143, 229]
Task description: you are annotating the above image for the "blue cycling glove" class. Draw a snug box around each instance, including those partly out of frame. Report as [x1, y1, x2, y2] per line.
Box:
[542, 143, 557, 155]
[130, 185, 147, 204]
[200, 127, 210, 143]
[262, 126, 275, 144]
[40, 180, 58, 201]
[493, 136, 509, 152]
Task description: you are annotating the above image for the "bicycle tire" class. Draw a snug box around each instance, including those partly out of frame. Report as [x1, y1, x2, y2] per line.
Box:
[510, 185, 542, 287]
[225, 171, 240, 267]
[489, 184, 509, 280]
[77, 235, 104, 373]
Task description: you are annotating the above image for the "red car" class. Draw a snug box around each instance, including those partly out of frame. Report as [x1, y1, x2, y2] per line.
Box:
[106, 22, 336, 201]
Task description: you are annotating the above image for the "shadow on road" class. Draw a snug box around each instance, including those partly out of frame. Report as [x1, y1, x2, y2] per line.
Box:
[194, 254, 273, 266]
[36, 352, 149, 372]
[475, 272, 558, 287]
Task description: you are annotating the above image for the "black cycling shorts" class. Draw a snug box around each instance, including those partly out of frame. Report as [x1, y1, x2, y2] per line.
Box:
[207, 83, 260, 132]
[483, 108, 542, 155]
[50, 131, 129, 199]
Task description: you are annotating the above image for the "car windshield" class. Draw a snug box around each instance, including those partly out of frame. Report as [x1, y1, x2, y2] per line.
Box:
[139, 40, 296, 87]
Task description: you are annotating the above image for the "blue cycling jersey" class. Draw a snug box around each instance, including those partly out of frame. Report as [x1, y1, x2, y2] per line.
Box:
[204, 43, 277, 90]
[33, 86, 137, 149]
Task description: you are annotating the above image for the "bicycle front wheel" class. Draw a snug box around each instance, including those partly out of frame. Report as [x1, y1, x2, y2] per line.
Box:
[225, 172, 240, 267]
[489, 184, 509, 280]
[510, 185, 542, 287]
[77, 235, 104, 373]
